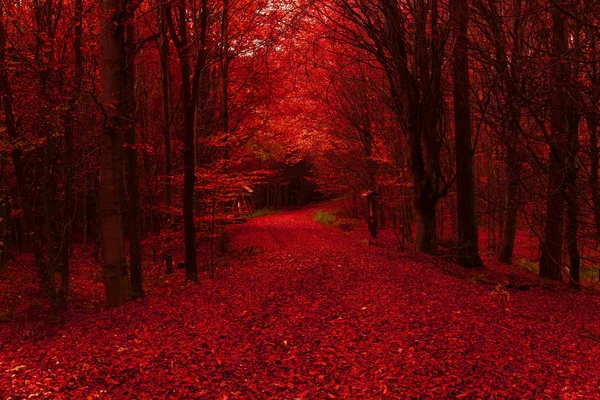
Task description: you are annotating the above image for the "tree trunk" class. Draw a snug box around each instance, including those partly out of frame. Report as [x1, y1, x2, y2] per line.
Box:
[539, 4, 569, 281]
[452, 0, 482, 268]
[498, 145, 520, 263]
[124, 9, 143, 298]
[589, 118, 600, 245]
[381, 0, 445, 255]
[565, 111, 580, 287]
[168, 0, 199, 281]
[415, 201, 436, 253]
[221, 0, 230, 159]
[157, 3, 174, 275]
[98, 0, 132, 307]
[0, 194, 6, 270]
[57, 0, 84, 309]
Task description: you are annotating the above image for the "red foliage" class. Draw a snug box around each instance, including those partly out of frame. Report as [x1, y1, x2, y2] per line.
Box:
[2, 207, 600, 398]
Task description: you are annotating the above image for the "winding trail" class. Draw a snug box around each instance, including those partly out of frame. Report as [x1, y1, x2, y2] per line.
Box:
[2, 205, 600, 398]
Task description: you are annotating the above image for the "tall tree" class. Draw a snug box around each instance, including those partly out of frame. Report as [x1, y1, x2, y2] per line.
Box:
[58, 0, 85, 308]
[380, 0, 447, 254]
[539, 2, 570, 281]
[452, 0, 482, 268]
[158, 0, 174, 274]
[98, 0, 132, 306]
[167, 0, 210, 281]
[124, 3, 143, 298]
[475, 0, 525, 264]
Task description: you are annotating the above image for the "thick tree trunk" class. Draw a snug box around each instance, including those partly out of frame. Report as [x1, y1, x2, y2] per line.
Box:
[414, 201, 436, 253]
[124, 11, 143, 298]
[539, 4, 569, 281]
[452, 0, 482, 268]
[98, 0, 132, 307]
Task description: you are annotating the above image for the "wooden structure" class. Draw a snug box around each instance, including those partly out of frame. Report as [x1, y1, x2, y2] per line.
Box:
[362, 190, 381, 239]
[232, 186, 254, 222]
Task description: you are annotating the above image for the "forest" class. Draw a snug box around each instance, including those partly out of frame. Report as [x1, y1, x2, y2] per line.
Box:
[1, 0, 600, 397]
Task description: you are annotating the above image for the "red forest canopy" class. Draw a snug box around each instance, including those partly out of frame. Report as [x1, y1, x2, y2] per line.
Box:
[0, 0, 599, 305]
[3, 0, 600, 398]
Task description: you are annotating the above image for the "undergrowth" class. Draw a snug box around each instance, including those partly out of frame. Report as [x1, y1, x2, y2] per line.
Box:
[252, 208, 281, 218]
[313, 209, 359, 231]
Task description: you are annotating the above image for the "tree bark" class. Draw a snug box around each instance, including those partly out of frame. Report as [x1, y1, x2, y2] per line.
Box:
[539, 4, 569, 281]
[221, 0, 229, 159]
[498, 145, 520, 263]
[98, 0, 132, 307]
[381, 0, 445, 254]
[473, 0, 525, 264]
[589, 118, 600, 241]
[124, 7, 143, 298]
[167, 0, 209, 281]
[158, 3, 174, 275]
[57, 0, 84, 309]
[452, 0, 482, 268]
[565, 109, 580, 287]
[167, 0, 198, 281]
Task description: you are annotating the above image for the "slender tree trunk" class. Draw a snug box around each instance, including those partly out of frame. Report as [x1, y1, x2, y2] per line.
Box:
[56, 0, 84, 309]
[539, 4, 569, 281]
[170, 0, 199, 281]
[221, 0, 229, 159]
[166, 0, 209, 281]
[98, 0, 132, 307]
[478, 0, 524, 264]
[498, 145, 520, 263]
[589, 118, 600, 242]
[0, 193, 6, 270]
[452, 0, 482, 267]
[415, 201, 436, 253]
[124, 8, 143, 298]
[158, 4, 174, 275]
[565, 110, 580, 287]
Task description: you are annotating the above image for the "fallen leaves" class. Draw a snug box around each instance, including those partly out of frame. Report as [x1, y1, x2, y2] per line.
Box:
[1, 207, 600, 398]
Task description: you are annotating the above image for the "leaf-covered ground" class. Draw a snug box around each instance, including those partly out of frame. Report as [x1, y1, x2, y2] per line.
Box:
[2, 206, 600, 398]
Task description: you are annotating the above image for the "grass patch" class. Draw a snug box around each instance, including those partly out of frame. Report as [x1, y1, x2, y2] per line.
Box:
[581, 266, 600, 284]
[514, 258, 539, 274]
[314, 209, 359, 231]
[252, 208, 280, 218]
[314, 210, 337, 226]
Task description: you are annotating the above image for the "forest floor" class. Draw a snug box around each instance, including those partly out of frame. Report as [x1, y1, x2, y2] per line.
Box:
[2, 204, 600, 398]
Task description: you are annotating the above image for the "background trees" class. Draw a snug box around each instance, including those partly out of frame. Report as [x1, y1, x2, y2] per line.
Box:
[2, 0, 600, 310]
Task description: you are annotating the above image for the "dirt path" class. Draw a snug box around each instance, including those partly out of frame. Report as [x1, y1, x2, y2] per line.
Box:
[2, 206, 600, 398]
